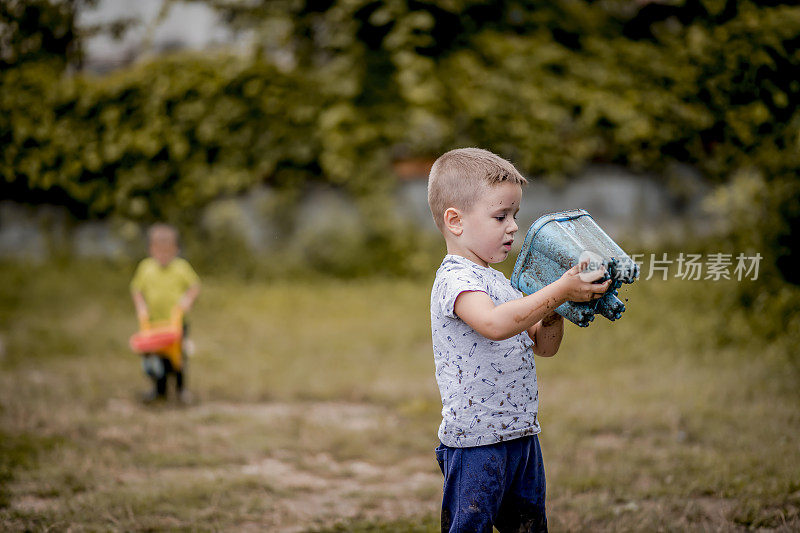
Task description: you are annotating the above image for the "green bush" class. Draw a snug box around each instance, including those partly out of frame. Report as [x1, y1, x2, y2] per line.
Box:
[2, 0, 799, 287]
[1, 55, 330, 220]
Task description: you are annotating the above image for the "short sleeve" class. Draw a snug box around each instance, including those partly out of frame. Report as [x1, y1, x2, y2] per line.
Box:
[130, 260, 148, 293]
[436, 263, 488, 319]
[176, 259, 200, 288]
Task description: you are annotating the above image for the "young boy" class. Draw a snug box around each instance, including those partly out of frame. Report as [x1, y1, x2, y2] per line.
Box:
[130, 223, 201, 404]
[428, 148, 610, 532]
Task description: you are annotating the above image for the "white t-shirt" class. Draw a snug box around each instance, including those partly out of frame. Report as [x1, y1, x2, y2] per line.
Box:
[431, 254, 541, 448]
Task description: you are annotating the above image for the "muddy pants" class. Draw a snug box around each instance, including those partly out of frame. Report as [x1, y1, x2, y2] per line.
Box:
[435, 435, 547, 533]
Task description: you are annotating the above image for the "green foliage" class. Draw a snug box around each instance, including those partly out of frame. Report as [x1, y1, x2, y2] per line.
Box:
[704, 170, 800, 346]
[0, 0, 93, 70]
[2, 54, 323, 220]
[1, 0, 799, 283]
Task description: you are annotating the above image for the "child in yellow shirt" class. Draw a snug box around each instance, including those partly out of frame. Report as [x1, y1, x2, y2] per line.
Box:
[131, 224, 200, 404]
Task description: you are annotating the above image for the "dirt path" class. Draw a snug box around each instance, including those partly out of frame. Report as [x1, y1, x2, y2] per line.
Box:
[3, 396, 442, 531]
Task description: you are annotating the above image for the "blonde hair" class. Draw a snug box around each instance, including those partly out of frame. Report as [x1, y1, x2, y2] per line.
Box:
[147, 223, 179, 246]
[427, 148, 527, 232]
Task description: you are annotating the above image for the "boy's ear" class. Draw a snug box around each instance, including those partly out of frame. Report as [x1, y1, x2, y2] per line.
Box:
[443, 207, 463, 236]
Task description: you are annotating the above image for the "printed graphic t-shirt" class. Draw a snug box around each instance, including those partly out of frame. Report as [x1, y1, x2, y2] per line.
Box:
[431, 254, 540, 448]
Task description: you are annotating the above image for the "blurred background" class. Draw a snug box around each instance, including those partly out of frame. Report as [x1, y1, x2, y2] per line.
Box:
[1, 0, 799, 530]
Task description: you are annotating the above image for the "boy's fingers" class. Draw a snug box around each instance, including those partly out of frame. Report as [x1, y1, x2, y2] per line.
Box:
[595, 280, 612, 297]
[581, 264, 607, 283]
[585, 279, 610, 300]
[596, 279, 612, 291]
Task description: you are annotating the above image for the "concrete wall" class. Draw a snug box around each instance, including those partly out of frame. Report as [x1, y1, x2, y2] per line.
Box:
[78, 0, 236, 72]
[0, 165, 712, 261]
[395, 164, 712, 247]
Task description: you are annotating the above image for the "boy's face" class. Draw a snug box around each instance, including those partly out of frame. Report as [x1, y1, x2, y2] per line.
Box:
[448, 182, 521, 267]
[149, 235, 178, 267]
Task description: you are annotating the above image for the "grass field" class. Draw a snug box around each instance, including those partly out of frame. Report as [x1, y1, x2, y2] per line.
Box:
[1, 260, 798, 531]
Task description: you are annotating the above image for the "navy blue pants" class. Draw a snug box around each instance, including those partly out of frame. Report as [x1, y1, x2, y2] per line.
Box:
[435, 435, 548, 533]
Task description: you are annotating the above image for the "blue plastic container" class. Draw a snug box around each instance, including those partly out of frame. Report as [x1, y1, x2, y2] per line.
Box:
[511, 209, 638, 327]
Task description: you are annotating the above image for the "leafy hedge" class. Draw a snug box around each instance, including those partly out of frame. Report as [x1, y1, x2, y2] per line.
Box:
[1, 0, 799, 283]
[3, 57, 332, 221]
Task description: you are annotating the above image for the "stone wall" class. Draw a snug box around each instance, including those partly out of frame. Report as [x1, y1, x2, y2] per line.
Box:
[0, 164, 712, 262]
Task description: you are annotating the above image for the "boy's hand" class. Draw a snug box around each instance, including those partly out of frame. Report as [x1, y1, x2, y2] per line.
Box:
[178, 296, 192, 313]
[556, 260, 611, 302]
[178, 284, 201, 313]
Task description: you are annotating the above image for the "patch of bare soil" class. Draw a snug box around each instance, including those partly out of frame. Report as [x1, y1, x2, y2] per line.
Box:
[101, 399, 442, 530]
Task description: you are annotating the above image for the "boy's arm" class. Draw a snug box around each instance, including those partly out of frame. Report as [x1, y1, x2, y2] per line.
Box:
[178, 283, 201, 313]
[132, 291, 149, 325]
[454, 262, 609, 342]
[528, 312, 564, 357]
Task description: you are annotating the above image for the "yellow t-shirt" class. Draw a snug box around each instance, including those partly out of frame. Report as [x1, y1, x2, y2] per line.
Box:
[130, 257, 200, 322]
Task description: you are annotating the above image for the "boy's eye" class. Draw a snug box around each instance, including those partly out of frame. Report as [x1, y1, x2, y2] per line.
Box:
[495, 216, 506, 222]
